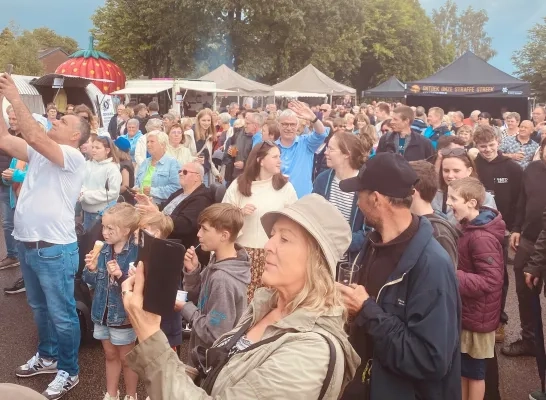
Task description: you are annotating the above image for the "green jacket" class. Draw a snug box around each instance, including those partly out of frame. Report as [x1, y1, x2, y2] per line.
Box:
[127, 288, 360, 399]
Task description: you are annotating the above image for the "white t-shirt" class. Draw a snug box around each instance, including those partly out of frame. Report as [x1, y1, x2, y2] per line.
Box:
[13, 145, 86, 244]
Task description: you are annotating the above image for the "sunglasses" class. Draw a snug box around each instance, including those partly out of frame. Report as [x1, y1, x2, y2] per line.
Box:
[179, 169, 200, 175]
[381, 129, 390, 133]
[440, 147, 466, 157]
[320, 109, 328, 112]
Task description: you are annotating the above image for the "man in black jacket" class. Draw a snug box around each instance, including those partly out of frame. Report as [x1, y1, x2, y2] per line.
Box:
[337, 153, 461, 400]
[107, 104, 125, 139]
[377, 105, 434, 162]
[503, 152, 546, 357]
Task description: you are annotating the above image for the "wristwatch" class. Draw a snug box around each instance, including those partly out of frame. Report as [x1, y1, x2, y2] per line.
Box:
[311, 116, 319, 124]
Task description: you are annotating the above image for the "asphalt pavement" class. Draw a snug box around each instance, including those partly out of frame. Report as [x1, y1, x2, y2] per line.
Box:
[0, 235, 544, 399]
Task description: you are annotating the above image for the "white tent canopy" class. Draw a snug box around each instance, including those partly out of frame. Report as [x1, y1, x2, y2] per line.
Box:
[199, 64, 272, 96]
[272, 64, 356, 96]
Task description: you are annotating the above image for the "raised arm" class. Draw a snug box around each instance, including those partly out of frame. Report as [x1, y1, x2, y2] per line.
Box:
[0, 73, 64, 166]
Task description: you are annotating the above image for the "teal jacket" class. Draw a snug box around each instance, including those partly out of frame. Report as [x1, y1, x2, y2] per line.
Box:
[2, 158, 28, 209]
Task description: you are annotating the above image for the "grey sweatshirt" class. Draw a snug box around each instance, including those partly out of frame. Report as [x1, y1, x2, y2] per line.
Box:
[425, 212, 461, 269]
[181, 244, 251, 364]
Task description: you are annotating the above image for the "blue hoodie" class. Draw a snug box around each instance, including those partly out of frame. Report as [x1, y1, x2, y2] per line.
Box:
[423, 125, 451, 149]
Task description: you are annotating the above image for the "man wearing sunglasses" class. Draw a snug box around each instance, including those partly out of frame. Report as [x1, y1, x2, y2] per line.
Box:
[319, 104, 331, 120]
[377, 105, 434, 162]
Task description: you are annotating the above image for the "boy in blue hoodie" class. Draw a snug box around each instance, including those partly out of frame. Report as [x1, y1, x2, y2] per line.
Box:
[423, 107, 451, 149]
[176, 203, 251, 366]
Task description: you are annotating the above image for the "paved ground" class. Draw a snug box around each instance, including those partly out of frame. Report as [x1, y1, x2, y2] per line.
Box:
[0, 237, 545, 399]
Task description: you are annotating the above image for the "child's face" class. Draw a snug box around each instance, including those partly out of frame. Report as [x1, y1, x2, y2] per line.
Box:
[446, 187, 477, 222]
[197, 222, 227, 252]
[102, 215, 131, 245]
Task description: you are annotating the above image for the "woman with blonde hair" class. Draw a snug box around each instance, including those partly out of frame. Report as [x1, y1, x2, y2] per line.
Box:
[117, 107, 134, 137]
[135, 118, 164, 168]
[194, 108, 221, 186]
[356, 113, 378, 146]
[166, 123, 193, 167]
[134, 131, 181, 204]
[122, 194, 360, 400]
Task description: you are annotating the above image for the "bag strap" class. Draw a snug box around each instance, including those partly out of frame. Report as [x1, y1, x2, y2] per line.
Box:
[316, 333, 336, 400]
[442, 191, 448, 215]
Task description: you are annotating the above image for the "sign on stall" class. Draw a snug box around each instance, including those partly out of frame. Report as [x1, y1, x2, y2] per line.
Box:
[99, 95, 115, 128]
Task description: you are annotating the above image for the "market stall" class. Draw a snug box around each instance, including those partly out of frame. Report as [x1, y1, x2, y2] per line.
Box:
[362, 76, 406, 99]
[406, 51, 531, 118]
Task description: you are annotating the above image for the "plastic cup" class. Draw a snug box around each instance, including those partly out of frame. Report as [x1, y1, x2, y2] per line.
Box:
[337, 263, 354, 286]
[176, 290, 188, 302]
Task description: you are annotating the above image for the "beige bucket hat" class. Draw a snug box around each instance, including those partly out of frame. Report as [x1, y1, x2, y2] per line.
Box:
[261, 193, 352, 278]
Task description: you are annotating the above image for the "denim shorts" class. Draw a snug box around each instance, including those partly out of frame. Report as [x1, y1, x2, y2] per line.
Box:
[93, 324, 136, 346]
[461, 352, 486, 380]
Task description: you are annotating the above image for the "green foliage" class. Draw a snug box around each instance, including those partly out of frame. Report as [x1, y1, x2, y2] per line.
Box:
[0, 22, 79, 76]
[91, 0, 472, 92]
[354, 0, 454, 90]
[513, 17, 546, 101]
[432, 0, 496, 61]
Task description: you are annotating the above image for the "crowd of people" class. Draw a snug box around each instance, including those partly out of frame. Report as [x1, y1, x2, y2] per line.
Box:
[2, 67, 546, 400]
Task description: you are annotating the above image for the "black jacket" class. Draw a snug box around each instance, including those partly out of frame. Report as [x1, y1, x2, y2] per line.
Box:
[523, 207, 546, 283]
[376, 130, 434, 162]
[107, 115, 119, 139]
[159, 184, 214, 264]
[0, 129, 19, 176]
[513, 160, 546, 242]
[474, 152, 522, 231]
[347, 218, 461, 400]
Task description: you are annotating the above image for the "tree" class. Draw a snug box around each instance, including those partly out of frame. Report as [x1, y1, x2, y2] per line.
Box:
[92, 0, 217, 79]
[513, 17, 546, 101]
[354, 0, 453, 91]
[432, 1, 496, 61]
[0, 22, 79, 76]
[29, 27, 79, 55]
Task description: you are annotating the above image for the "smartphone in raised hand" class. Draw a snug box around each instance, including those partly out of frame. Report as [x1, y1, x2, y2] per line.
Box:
[5, 64, 13, 75]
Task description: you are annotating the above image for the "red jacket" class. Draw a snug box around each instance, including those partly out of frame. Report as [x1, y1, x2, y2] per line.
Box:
[456, 208, 505, 333]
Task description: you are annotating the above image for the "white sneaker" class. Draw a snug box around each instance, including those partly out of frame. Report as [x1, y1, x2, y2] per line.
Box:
[15, 352, 58, 377]
[42, 370, 79, 400]
[124, 395, 137, 400]
[103, 391, 120, 400]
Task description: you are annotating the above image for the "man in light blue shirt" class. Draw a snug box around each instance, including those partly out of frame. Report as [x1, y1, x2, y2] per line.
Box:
[276, 101, 328, 198]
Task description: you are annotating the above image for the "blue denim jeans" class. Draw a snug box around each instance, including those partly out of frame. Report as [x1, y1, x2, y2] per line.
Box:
[0, 185, 17, 258]
[18, 241, 80, 376]
[82, 211, 100, 233]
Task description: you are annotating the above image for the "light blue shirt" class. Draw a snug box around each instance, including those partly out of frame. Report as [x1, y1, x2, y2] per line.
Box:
[135, 154, 181, 204]
[276, 128, 329, 198]
[252, 131, 263, 148]
[121, 131, 143, 162]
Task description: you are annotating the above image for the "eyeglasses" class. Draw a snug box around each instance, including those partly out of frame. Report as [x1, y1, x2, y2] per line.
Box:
[280, 122, 298, 129]
[179, 169, 200, 175]
[440, 147, 466, 157]
[260, 140, 277, 149]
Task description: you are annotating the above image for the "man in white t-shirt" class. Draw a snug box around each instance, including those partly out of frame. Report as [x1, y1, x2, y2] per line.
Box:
[0, 73, 89, 400]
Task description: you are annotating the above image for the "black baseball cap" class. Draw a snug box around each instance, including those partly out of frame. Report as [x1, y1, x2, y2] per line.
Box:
[339, 153, 419, 197]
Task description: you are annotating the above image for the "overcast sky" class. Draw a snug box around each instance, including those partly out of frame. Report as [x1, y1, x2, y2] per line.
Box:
[1, 0, 545, 75]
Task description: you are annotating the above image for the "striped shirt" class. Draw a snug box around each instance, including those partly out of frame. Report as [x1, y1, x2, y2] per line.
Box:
[329, 176, 354, 261]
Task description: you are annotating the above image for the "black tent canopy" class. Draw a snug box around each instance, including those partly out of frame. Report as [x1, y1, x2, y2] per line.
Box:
[362, 76, 406, 98]
[406, 51, 530, 118]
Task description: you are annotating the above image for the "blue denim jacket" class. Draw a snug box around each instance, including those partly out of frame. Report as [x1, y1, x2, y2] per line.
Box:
[83, 241, 138, 327]
[135, 154, 181, 204]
